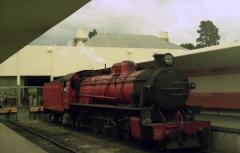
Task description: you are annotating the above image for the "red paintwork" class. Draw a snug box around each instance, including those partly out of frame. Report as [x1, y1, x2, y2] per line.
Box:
[79, 61, 142, 104]
[187, 92, 240, 109]
[43, 61, 142, 111]
[152, 121, 210, 141]
[130, 117, 210, 141]
[152, 124, 166, 140]
[43, 81, 75, 112]
[43, 82, 64, 112]
[130, 117, 141, 139]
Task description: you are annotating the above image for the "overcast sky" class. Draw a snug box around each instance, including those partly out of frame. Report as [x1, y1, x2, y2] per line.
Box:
[31, 0, 240, 46]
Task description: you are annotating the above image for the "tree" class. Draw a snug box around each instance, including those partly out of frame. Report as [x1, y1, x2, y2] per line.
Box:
[88, 29, 98, 38]
[196, 20, 220, 48]
[180, 43, 195, 50]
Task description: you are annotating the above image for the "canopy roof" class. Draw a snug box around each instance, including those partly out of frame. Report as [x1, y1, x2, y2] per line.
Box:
[0, 0, 90, 63]
[137, 42, 240, 71]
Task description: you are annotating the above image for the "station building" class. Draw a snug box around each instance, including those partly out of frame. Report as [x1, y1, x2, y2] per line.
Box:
[0, 31, 187, 112]
[0, 31, 186, 87]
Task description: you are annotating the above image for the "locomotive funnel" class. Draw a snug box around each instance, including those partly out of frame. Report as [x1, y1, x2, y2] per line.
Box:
[153, 53, 174, 66]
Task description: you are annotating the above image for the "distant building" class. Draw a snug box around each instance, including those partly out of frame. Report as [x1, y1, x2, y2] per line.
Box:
[0, 32, 187, 86]
[84, 33, 180, 49]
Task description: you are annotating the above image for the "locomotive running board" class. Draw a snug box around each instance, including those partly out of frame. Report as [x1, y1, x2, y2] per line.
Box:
[69, 103, 151, 119]
[70, 103, 146, 111]
[69, 103, 151, 120]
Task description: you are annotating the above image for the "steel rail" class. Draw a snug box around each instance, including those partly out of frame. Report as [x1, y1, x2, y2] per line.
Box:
[9, 121, 79, 153]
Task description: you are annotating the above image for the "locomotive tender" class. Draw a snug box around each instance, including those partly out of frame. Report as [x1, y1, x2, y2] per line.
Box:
[43, 53, 210, 150]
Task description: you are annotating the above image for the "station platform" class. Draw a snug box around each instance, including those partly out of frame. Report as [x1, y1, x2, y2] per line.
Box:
[196, 114, 240, 130]
[0, 123, 46, 153]
[196, 114, 240, 153]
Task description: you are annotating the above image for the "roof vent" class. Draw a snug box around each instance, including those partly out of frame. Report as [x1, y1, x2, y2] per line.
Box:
[159, 32, 169, 42]
[76, 29, 88, 39]
[73, 29, 88, 46]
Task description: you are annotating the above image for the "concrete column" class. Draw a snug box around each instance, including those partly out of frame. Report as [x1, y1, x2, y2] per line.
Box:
[16, 52, 21, 107]
[17, 76, 21, 86]
[15, 52, 30, 120]
[16, 85, 21, 107]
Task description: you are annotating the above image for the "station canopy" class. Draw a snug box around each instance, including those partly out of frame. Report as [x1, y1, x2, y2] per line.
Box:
[0, 0, 90, 63]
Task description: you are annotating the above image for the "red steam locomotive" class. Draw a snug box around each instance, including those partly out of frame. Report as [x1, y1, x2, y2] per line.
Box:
[43, 53, 210, 150]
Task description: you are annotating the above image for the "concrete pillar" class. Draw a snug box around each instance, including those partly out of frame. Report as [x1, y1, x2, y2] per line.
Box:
[16, 85, 21, 107]
[15, 52, 29, 120]
[16, 52, 21, 106]
[17, 76, 21, 86]
[50, 75, 54, 82]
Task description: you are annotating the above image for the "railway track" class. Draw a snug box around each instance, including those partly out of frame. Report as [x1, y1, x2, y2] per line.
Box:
[4, 121, 79, 153]
[3, 120, 210, 153]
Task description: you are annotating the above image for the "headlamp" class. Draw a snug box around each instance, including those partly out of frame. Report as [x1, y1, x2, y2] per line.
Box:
[153, 53, 175, 67]
[164, 53, 174, 66]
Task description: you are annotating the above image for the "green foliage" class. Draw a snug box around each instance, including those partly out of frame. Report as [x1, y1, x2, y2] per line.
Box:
[88, 29, 98, 38]
[196, 20, 220, 48]
[180, 43, 195, 50]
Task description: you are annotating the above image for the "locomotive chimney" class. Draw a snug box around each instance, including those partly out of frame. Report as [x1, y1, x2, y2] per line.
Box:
[153, 53, 174, 67]
[154, 54, 165, 67]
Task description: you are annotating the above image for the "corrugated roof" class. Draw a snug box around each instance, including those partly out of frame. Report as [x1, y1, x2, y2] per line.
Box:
[85, 34, 183, 49]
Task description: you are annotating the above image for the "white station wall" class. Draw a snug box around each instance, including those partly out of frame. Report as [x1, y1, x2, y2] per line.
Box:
[0, 45, 187, 77]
